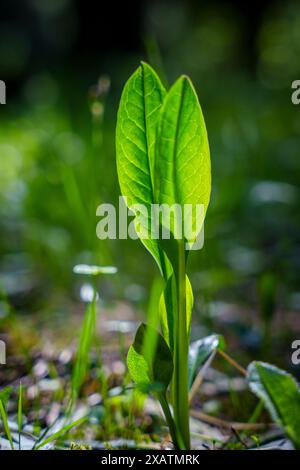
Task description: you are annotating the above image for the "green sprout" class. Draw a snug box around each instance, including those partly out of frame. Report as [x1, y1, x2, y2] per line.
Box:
[70, 264, 117, 408]
[116, 62, 211, 449]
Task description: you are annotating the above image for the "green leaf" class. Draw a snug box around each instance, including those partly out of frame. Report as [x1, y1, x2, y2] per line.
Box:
[247, 361, 300, 449]
[155, 75, 211, 243]
[0, 399, 14, 450]
[116, 62, 167, 273]
[159, 274, 193, 351]
[188, 334, 225, 388]
[18, 382, 23, 450]
[127, 323, 173, 392]
[18, 382, 23, 433]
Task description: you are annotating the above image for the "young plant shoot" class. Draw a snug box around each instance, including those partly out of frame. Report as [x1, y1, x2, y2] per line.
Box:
[116, 62, 211, 449]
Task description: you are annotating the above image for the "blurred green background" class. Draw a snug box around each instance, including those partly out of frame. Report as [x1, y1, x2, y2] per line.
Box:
[0, 0, 299, 373]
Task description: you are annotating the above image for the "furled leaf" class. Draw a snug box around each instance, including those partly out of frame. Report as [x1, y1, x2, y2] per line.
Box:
[188, 334, 225, 388]
[116, 62, 167, 273]
[247, 361, 300, 449]
[127, 323, 173, 392]
[155, 75, 211, 243]
[159, 274, 193, 351]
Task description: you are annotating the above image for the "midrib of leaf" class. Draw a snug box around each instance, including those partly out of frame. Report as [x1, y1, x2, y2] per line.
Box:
[117, 63, 171, 276]
[174, 79, 206, 206]
[141, 64, 154, 193]
[118, 67, 155, 213]
[139, 64, 170, 277]
[173, 78, 186, 209]
[156, 75, 209, 209]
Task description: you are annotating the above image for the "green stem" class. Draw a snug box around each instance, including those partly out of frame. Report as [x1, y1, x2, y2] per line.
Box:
[172, 240, 190, 449]
[158, 392, 184, 450]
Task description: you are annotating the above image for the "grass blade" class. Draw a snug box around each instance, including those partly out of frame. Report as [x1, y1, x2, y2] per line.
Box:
[35, 417, 86, 450]
[18, 381, 23, 450]
[70, 291, 97, 406]
[0, 399, 14, 450]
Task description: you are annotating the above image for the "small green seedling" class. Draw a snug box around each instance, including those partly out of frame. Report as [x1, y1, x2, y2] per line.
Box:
[116, 62, 211, 449]
[0, 379, 86, 450]
[70, 264, 117, 408]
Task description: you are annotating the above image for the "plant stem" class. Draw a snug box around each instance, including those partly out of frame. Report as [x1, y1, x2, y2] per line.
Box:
[172, 240, 190, 449]
[158, 392, 183, 450]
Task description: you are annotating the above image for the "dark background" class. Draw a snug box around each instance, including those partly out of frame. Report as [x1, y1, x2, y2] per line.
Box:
[0, 0, 279, 91]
